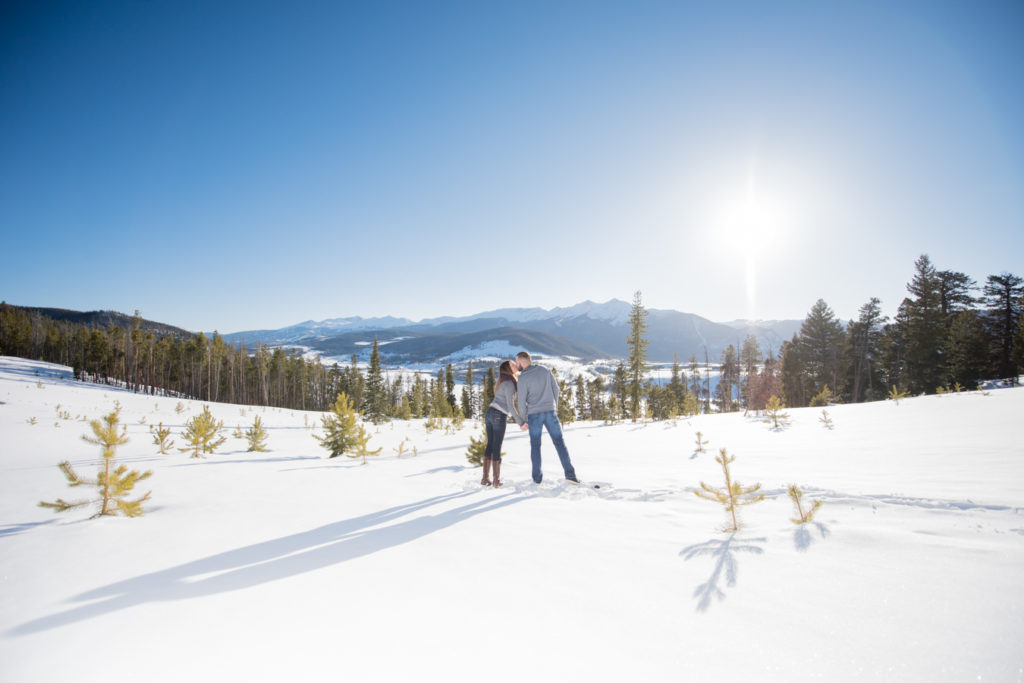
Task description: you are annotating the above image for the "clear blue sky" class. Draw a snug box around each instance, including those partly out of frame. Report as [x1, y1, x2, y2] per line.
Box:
[2, 0, 1022, 333]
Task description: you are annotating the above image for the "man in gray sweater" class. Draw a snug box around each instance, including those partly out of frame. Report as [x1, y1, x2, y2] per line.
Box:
[515, 351, 579, 484]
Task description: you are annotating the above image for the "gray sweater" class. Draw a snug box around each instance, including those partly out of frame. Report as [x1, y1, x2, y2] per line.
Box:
[489, 379, 525, 425]
[516, 364, 560, 417]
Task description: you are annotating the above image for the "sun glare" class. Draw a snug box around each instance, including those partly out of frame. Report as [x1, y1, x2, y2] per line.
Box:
[704, 163, 799, 319]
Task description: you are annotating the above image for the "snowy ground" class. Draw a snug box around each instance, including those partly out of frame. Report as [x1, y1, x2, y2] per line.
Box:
[1, 356, 1022, 682]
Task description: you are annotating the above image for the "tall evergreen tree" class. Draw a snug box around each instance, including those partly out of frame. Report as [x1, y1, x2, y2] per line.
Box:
[482, 366, 496, 414]
[575, 375, 588, 421]
[847, 297, 888, 403]
[738, 335, 762, 409]
[364, 337, 387, 424]
[460, 361, 475, 419]
[981, 272, 1023, 382]
[667, 353, 686, 412]
[445, 363, 456, 412]
[904, 254, 946, 393]
[625, 290, 650, 422]
[796, 300, 845, 403]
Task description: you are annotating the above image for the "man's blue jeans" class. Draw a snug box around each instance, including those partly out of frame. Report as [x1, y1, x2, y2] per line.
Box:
[527, 410, 576, 483]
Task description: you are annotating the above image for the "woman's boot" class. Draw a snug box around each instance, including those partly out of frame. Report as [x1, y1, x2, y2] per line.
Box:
[492, 458, 502, 488]
[481, 458, 492, 486]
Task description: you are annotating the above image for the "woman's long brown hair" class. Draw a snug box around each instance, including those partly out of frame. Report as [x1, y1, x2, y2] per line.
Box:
[496, 360, 516, 388]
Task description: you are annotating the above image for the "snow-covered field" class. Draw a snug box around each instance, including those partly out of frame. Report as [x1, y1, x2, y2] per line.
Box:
[1, 356, 1022, 682]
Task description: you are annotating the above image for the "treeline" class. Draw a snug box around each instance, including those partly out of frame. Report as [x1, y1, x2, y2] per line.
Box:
[774, 255, 1023, 408]
[0, 304, 496, 420]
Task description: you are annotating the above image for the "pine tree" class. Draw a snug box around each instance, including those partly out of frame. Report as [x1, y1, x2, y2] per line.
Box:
[466, 426, 487, 466]
[809, 385, 834, 407]
[315, 392, 360, 458]
[797, 299, 845, 402]
[738, 335, 762, 410]
[347, 423, 382, 465]
[904, 255, 947, 393]
[245, 416, 269, 452]
[787, 484, 823, 524]
[981, 272, 1024, 382]
[445, 363, 456, 412]
[364, 337, 387, 424]
[179, 405, 227, 458]
[482, 367, 496, 413]
[626, 290, 650, 422]
[944, 310, 987, 390]
[694, 430, 709, 454]
[694, 448, 764, 532]
[682, 393, 701, 417]
[612, 362, 628, 420]
[151, 422, 175, 454]
[461, 361, 475, 419]
[818, 409, 834, 429]
[764, 395, 790, 429]
[888, 385, 909, 404]
[575, 375, 588, 421]
[40, 410, 152, 518]
[847, 297, 888, 403]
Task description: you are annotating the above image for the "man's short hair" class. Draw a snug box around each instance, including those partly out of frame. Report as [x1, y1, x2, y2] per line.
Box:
[516, 351, 531, 362]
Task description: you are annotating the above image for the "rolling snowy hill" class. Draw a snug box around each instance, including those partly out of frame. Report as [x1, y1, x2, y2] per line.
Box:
[1, 356, 1021, 682]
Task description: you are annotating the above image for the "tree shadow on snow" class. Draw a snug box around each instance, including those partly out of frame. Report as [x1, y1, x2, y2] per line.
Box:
[9, 490, 522, 637]
[679, 535, 766, 612]
[794, 522, 830, 552]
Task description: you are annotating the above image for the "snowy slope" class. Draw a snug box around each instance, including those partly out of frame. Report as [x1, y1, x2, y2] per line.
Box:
[1, 356, 1022, 682]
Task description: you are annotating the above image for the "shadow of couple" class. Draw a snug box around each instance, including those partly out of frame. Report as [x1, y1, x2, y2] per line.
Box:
[11, 489, 521, 636]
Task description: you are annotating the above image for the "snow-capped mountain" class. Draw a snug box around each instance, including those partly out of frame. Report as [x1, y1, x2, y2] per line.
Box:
[220, 300, 802, 365]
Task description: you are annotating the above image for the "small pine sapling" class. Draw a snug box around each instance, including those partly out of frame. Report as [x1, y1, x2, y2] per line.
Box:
[348, 424, 382, 465]
[694, 448, 764, 532]
[694, 430, 709, 455]
[175, 401, 185, 414]
[787, 484, 823, 525]
[393, 438, 411, 458]
[819, 409, 834, 429]
[315, 392, 361, 458]
[809, 385, 835, 407]
[683, 393, 700, 418]
[412, 445, 419, 457]
[179, 405, 227, 458]
[764, 395, 791, 430]
[27, 416, 38, 425]
[466, 427, 486, 466]
[232, 424, 245, 439]
[40, 410, 152, 518]
[888, 385, 909, 405]
[151, 422, 175, 454]
[245, 416, 269, 452]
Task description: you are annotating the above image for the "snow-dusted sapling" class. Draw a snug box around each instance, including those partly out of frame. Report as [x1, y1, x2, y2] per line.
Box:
[179, 405, 227, 458]
[809, 385, 835, 407]
[819, 409, 834, 429]
[888, 385, 909, 405]
[694, 430, 709, 455]
[245, 416, 269, 452]
[466, 427, 486, 467]
[151, 422, 175, 454]
[764, 395, 791, 429]
[40, 410, 152, 518]
[787, 484, 823, 525]
[348, 423, 382, 465]
[315, 392, 360, 458]
[694, 448, 764, 532]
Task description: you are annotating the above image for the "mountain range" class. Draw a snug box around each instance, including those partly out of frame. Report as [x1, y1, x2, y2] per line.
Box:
[220, 300, 802, 364]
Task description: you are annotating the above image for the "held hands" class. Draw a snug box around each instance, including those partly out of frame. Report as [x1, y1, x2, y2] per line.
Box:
[520, 422, 529, 431]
